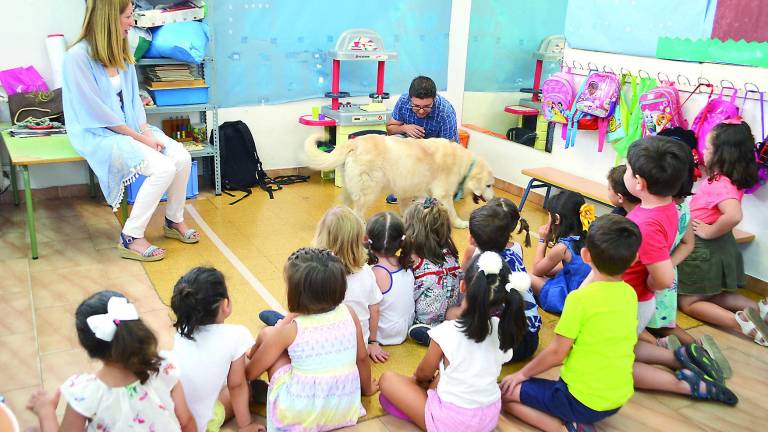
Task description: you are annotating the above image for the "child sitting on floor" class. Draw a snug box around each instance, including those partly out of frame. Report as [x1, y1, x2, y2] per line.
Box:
[27, 291, 196, 432]
[402, 198, 462, 346]
[607, 165, 641, 216]
[500, 215, 642, 431]
[379, 251, 527, 432]
[461, 199, 541, 362]
[366, 212, 415, 355]
[678, 121, 768, 347]
[259, 206, 384, 358]
[246, 248, 377, 431]
[530, 191, 594, 314]
[171, 267, 261, 432]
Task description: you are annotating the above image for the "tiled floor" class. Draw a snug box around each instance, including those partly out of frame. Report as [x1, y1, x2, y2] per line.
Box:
[0, 179, 767, 431]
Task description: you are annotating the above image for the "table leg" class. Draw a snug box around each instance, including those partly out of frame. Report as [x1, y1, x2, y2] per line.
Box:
[519, 178, 536, 212]
[121, 194, 128, 226]
[22, 166, 38, 259]
[543, 185, 553, 208]
[88, 168, 96, 198]
[10, 164, 19, 206]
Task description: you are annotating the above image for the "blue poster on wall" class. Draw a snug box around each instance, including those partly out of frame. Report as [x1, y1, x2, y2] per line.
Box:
[564, 0, 717, 57]
[465, 0, 568, 92]
[209, 0, 451, 107]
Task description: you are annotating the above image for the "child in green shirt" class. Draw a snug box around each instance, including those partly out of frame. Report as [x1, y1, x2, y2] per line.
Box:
[500, 214, 642, 431]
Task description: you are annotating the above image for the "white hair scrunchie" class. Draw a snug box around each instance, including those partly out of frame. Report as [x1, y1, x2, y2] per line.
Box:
[477, 251, 503, 275]
[506, 271, 532, 294]
[86, 297, 139, 342]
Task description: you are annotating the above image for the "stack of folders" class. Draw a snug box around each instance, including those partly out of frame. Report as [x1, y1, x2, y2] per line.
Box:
[9, 128, 67, 138]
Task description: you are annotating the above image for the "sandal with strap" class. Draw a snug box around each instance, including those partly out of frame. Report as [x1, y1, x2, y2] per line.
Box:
[163, 217, 199, 244]
[758, 298, 768, 320]
[699, 335, 732, 379]
[735, 310, 768, 346]
[744, 307, 768, 347]
[675, 368, 738, 406]
[118, 233, 165, 262]
[684, 342, 725, 383]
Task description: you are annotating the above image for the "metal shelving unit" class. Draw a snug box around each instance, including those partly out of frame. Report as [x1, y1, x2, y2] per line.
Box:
[136, 3, 220, 194]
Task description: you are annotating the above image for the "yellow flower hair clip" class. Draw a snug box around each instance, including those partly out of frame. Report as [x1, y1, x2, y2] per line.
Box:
[579, 204, 596, 232]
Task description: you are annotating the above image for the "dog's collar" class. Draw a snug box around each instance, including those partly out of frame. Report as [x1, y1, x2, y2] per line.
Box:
[453, 158, 477, 201]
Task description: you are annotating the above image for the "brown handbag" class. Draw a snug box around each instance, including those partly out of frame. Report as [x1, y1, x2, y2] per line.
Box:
[8, 88, 64, 124]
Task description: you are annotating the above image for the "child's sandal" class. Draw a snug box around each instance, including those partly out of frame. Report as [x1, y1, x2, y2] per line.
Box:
[675, 368, 738, 406]
[163, 217, 199, 244]
[699, 335, 732, 379]
[735, 310, 768, 347]
[118, 233, 165, 262]
[685, 342, 725, 383]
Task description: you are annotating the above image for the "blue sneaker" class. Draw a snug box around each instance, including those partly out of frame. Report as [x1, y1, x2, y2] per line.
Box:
[386, 194, 398, 204]
[259, 310, 285, 327]
[409, 324, 431, 346]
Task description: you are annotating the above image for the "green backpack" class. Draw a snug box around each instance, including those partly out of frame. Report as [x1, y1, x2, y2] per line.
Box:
[612, 76, 657, 162]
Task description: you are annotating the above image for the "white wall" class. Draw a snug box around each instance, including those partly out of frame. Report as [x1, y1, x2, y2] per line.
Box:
[0, 0, 87, 187]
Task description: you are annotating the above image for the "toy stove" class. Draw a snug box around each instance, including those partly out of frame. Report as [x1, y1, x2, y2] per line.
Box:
[321, 29, 398, 127]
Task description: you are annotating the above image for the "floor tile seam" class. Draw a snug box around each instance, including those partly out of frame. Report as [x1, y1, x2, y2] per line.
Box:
[24, 258, 45, 390]
[185, 204, 286, 313]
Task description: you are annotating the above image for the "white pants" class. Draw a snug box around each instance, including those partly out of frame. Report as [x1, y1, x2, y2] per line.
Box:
[123, 132, 192, 238]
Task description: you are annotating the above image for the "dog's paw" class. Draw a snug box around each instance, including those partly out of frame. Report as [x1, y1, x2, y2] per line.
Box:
[452, 219, 469, 229]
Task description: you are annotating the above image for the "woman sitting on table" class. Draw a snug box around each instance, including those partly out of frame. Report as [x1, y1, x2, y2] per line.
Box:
[62, 0, 199, 261]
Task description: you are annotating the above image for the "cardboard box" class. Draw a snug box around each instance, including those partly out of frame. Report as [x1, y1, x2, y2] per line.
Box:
[133, 1, 204, 28]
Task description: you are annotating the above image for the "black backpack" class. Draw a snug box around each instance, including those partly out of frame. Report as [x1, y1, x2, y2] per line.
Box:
[216, 120, 308, 204]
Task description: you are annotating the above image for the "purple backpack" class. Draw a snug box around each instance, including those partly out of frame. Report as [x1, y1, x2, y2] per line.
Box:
[541, 72, 575, 124]
[565, 72, 620, 149]
[691, 89, 740, 157]
[639, 83, 688, 136]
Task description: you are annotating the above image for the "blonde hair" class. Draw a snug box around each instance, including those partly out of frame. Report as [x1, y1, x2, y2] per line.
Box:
[402, 198, 458, 265]
[75, 0, 134, 68]
[313, 206, 367, 274]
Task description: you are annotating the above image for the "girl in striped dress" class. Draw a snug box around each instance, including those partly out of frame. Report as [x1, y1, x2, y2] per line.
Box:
[246, 248, 378, 431]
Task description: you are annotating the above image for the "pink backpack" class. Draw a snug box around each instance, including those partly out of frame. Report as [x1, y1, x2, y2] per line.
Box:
[541, 72, 575, 124]
[565, 72, 620, 149]
[639, 83, 688, 137]
[691, 89, 740, 157]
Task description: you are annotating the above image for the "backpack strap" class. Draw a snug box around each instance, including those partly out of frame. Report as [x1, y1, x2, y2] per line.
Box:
[565, 76, 591, 149]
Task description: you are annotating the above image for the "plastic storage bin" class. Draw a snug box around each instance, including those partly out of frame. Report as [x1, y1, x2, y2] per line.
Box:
[126, 161, 198, 204]
[149, 86, 209, 106]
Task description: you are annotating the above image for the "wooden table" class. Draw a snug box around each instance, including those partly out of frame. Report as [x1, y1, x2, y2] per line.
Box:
[520, 167, 755, 244]
[1, 128, 96, 259]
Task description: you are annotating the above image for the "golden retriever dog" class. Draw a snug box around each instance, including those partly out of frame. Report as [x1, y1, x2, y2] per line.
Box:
[304, 133, 495, 228]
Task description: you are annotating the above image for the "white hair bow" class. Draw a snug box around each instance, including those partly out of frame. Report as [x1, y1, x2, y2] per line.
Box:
[506, 272, 532, 294]
[86, 297, 139, 342]
[477, 251, 503, 275]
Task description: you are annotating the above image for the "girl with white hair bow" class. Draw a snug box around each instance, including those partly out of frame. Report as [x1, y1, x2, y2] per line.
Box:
[26, 291, 197, 432]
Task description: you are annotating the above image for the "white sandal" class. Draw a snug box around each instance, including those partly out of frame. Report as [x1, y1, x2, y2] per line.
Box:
[758, 298, 768, 320]
[735, 310, 768, 346]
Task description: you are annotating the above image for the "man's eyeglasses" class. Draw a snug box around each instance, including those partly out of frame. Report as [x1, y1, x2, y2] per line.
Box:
[410, 102, 434, 112]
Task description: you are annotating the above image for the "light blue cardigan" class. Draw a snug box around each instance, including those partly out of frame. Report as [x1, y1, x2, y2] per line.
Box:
[62, 41, 148, 209]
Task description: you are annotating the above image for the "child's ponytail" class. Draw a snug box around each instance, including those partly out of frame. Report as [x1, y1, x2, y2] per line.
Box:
[75, 291, 162, 384]
[517, 217, 532, 248]
[458, 252, 526, 350]
[498, 272, 528, 352]
[171, 267, 229, 340]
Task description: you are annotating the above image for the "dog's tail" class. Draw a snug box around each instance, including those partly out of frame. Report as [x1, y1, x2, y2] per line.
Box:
[303, 133, 354, 171]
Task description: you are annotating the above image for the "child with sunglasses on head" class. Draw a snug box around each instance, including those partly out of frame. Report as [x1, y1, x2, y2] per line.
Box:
[530, 191, 595, 314]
